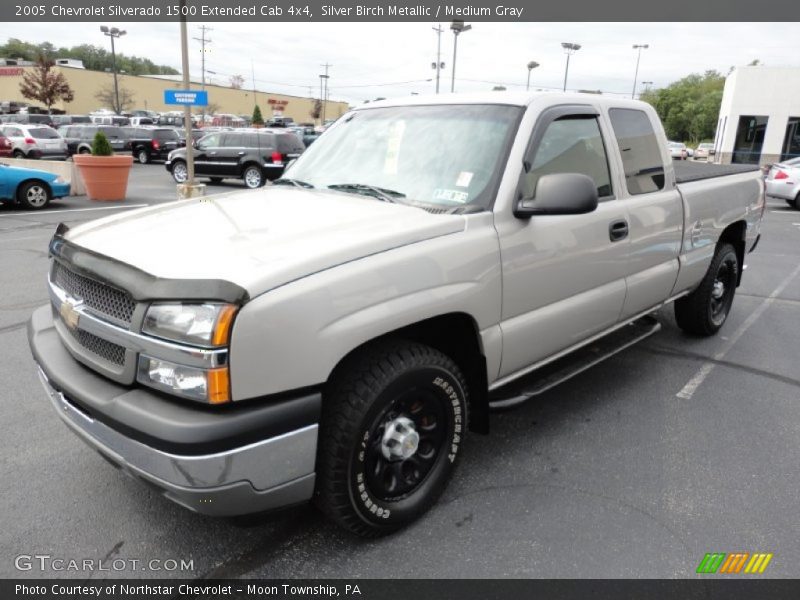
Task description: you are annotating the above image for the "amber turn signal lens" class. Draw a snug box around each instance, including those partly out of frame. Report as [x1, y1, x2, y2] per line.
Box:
[211, 305, 238, 346]
[208, 367, 230, 404]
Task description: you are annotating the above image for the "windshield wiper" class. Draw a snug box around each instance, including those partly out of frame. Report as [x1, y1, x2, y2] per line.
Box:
[272, 178, 314, 189]
[327, 183, 406, 204]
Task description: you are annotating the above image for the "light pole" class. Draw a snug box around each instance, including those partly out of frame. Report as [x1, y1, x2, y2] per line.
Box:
[631, 44, 649, 99]
[561, 42, 581, 92]
[526, 61, 540, 91]
[450, 20, 471, 93]
[100, 26, 126, 114]
[432, 25, 445, 94]
[641, 80, 654, 94]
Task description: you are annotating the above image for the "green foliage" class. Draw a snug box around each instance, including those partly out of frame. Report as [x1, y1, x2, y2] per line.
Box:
[639, 70, 725, 145]
[252, 105, 264, 125]
[0, 38, 179, 76]
[91, 131, 114, 156]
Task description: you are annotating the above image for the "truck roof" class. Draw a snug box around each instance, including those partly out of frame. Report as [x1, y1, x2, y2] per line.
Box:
[355, 91, 654, 111]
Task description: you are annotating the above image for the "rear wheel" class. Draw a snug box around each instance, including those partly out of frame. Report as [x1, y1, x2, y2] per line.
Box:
[243, 165, 264, 188]
[675, 243, 739, 336]
[137, 148, 150, 164]
[17, 181, 51, 210]
[12, 149, 24, 159]
[78, 147, 90, 155]
[171, 160, 188, 184]
[315, 341, 468, 537]
[795, 192, 800, 211]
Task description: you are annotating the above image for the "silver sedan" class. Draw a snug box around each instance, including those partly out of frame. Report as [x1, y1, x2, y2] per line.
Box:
[765, 157, 800, 208]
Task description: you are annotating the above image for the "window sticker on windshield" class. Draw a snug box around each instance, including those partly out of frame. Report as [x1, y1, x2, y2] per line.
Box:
[433, 189, 469, 204]
[456, 171, 473, 187]
[383, 121, 406, 175]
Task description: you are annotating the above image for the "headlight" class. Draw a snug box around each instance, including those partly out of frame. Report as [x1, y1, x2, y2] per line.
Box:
[142, 303, 237, 347]
[54, 176, 66, 184]
[137, 355, 229, 404]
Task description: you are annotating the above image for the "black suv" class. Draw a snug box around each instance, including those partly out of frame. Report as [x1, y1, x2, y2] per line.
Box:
[59, 125, 128, 156]
[123, 127, 183, 164]
[166, 129, 305, 188]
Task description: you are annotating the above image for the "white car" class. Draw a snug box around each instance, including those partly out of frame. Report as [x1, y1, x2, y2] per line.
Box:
[695, 143, 715, 161]
[0, 123, 68, 160]
[667, 141, 687, 160]
[765, 157, 800, 208]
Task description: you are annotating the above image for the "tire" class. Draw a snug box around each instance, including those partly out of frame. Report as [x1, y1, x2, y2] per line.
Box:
[17, 180, 51, 210]
[171, 160, 188, 184]
[137, 148, 150, 164]
[315, 341, 468, 537]
[675, 243, 739, 336]
[208, 177, 223, 184]
[242, 165, 264, 189]
[12, 149, 24, 159]
[78, 147, 90, 155]
[795, 193, 800, 211]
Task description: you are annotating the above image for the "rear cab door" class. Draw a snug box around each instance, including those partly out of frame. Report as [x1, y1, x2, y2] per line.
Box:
[603, 106, 683, 318]
[495, 102, 631, 380]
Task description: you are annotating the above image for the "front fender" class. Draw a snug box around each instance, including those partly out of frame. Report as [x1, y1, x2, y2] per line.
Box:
[228, 215, 502, 400]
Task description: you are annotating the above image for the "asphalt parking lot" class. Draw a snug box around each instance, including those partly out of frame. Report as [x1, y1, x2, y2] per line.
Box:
[2, 163, 799, 579]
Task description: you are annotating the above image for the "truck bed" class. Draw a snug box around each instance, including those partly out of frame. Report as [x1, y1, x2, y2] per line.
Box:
[673, 161, 760, 184]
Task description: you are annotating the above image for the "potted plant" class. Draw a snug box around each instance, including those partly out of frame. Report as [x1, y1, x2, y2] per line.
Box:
[73, 131, 133, 201]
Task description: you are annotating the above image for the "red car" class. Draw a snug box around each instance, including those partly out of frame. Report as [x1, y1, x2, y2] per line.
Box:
[0, 133, 12, 158]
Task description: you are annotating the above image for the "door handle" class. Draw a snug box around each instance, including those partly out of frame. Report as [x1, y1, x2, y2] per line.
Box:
[609, 220, 629, 242]
[208, 151, 217, 156]
[237, 151, 245, 156]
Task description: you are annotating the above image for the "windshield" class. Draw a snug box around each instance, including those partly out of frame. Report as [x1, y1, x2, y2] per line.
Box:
[284, 104, 523, 209]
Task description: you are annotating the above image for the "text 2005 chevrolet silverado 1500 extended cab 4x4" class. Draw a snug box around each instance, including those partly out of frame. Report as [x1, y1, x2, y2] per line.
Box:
[28, 93, 764, 536]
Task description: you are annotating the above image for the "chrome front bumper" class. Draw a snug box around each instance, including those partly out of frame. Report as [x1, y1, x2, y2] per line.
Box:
[36, 366, 317, 517]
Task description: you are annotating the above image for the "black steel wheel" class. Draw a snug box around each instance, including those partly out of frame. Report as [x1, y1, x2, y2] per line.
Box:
[315, 341, 468, 537]
[675, 242, 739, 336]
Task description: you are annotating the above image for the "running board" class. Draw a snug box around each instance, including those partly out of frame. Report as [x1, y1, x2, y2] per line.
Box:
[488, 315, 661, 411]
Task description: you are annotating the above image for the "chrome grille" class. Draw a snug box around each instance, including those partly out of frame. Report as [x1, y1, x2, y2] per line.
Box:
[66, 327, 126, 366]
[51, 261, 136, 326]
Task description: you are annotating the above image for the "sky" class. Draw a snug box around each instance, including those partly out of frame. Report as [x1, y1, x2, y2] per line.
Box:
[7, 22, 800, 105]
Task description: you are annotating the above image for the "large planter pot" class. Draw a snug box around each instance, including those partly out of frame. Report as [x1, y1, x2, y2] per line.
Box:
[73, 154, 133, 201]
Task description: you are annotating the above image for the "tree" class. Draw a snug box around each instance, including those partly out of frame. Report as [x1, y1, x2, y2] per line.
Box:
[310, 98, 322, 121]
[229, 74, 245, 89]
[492, 85, 506, 91]
[18, 54, 75, 113]
[205, 101, 221, 115]
[639, 70, 726, 144]
[252, 105, 264, 125]
[94, 83, 135, 114]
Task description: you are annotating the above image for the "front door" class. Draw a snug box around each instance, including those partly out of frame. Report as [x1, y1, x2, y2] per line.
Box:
[497, 105, 630, 379]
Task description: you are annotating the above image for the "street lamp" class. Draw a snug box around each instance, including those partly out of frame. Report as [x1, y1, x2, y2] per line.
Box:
[631, 44, 649, 99]
[561, 42, 581, 92]
[432, 25, 445, 94]
[641, 80, 654, 94]
[450, 20, 472, 93]
[526, 61, 540, 91]
[100, 26, 126, 114]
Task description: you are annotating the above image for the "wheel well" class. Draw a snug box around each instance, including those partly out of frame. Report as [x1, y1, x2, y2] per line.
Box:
[241, 161, 262, 174]
[327, 313, 490, 434]
[717, 220, 747, 286]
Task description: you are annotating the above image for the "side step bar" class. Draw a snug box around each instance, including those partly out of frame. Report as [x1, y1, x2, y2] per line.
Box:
[488, 315, 661, 411]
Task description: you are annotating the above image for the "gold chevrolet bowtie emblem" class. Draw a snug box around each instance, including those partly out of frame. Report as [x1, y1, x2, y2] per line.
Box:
[59, 298, 80, 331]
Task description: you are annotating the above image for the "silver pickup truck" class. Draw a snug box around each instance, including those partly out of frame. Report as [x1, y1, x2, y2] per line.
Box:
[29, 93, 764, 537]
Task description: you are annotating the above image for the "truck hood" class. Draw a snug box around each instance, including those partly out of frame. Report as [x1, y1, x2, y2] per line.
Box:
[64, 187, 466, 297]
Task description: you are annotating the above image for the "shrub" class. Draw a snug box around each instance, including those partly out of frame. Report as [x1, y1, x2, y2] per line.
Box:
[91, 131, 114, 156]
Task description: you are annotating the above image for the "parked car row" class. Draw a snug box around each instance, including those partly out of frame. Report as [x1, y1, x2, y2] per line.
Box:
[765, 157, 800, 209]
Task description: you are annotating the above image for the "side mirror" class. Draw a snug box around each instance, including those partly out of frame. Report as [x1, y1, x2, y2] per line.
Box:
[514, 173, 599, 218]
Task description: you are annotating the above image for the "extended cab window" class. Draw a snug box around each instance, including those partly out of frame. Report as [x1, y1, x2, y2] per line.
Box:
[524, 116, 612, 199]
[609, 108, 666, 195]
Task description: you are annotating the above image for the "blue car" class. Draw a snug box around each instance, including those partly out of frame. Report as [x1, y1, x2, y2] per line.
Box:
[0, 163, 71, 210]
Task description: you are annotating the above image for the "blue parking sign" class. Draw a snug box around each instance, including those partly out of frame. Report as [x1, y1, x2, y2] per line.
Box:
[164, 90, 208, 106]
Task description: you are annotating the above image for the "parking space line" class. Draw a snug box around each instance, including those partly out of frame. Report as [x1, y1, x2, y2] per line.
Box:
[0, 204, 149, 218]
[676, 262, 800, 399]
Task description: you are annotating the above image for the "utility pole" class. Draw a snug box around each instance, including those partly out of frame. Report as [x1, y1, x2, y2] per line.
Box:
[450, 21, 472, 93]
[320, 63, 331, 124]
[193, 25, 212, 124]
[631, 44, 649, 99]
[432, 25, 444, 94]
[100, 26, 126, 114]
[178, 0, 194, 188]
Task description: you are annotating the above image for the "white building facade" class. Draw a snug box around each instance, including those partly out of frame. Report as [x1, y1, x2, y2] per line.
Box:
[716, 66, 800, 165]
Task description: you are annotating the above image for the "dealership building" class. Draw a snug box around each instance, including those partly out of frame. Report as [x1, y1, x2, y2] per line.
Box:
[715, 66, 800, 165]
[0, 63, 349, 124]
